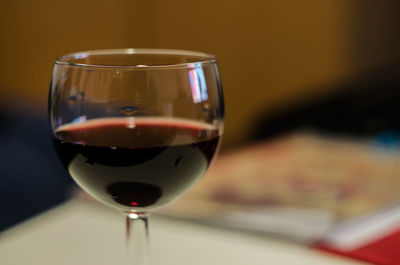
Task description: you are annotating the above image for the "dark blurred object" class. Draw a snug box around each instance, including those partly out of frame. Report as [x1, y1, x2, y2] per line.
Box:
[252, 63, 400, 140]
[0, 110, 73, 231]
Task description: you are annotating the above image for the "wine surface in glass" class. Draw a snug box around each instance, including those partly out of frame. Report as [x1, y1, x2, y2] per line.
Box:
[52, 117, 220, 212]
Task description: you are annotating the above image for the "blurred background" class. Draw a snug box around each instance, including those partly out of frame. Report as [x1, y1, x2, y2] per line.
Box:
[1, 0, 399, 147]
[1, 0, 400, 254]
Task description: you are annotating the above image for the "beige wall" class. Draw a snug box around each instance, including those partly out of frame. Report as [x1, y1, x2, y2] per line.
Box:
[1, 1, 399, 147]
[148, 0, 351, 147]
[0, 0, 154, 107]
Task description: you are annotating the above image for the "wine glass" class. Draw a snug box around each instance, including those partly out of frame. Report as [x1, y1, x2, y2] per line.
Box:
[48, 49, 224, 264]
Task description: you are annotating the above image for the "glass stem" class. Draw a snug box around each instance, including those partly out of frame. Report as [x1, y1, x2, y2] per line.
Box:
[126, 213, 149, 265]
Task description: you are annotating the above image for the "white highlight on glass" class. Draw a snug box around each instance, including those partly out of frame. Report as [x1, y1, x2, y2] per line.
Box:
[189, 64, 208, 103]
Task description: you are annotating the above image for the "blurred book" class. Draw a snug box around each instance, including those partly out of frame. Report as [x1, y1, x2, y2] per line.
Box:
[159, 132, 400, 243]
[316, 203, 400, 264]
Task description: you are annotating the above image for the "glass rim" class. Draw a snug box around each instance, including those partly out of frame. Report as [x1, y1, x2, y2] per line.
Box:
[54, 48, 217, 69]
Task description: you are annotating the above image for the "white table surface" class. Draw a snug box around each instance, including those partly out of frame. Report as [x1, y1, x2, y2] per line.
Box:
[0, 199, 367, 265]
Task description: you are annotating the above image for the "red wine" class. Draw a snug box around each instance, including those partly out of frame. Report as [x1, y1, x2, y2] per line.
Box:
[52, 117, 220, 212]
